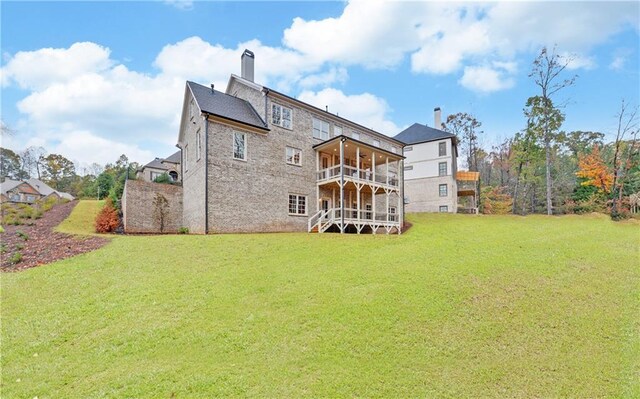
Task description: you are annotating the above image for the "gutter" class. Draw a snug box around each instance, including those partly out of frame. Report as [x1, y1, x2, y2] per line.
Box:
[204, 113, 209, 234]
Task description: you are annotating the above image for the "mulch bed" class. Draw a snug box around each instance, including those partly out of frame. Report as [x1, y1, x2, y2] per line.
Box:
[1, 201, 110, 272]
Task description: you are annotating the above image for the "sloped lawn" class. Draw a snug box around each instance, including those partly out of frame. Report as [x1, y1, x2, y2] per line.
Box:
[1, 209, 639, 397]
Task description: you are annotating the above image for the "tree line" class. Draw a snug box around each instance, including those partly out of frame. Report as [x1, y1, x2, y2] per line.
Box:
[443, 47, 639, 219]
[0, 147, 139, 210]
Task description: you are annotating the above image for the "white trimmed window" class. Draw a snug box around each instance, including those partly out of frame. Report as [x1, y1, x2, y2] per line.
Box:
[313, 118, 329, 140]
[272, 103, 292, 129]
[391, 146, 398, 154]
[439, 205, 449, 213]
[373, 139, 380, 147]
[189, 99, 195, 121]
[286, 147, 302, 166]
[334, 126, 343, 136]
[351, 131, 360, 140]
[439, 142, 447, 156]
[388, 206, 397, 221]
[439, 184, 448, 197]
[196, 129, 202, 161]
[233, 132, 246, 160]
[184, 145, 189, 171]
[438, 162, 447, 176]
[288, 194, 307, 215]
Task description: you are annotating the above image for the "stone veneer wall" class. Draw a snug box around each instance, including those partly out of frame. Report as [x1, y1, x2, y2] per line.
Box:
[122, 179, 183, 233]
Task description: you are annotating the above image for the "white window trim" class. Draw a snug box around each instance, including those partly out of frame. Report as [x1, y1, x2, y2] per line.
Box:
[272, 103, 293, 130]
[312, 117, 330, 140]
[391, 146, 398, 154]
[373, 139, 381, 148]
[286, 146, 302, 166]
[196, 129, 202, 161]
[334, 126, 343, 137]
[189, 99, 195, 121]
[288, 194, 308, 216]
[233, 132, 247, 161]
[351, 131, 360, 140]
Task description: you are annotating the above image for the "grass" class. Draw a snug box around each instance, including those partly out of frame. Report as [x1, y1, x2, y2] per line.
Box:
[2, 208, 639, 397]
[54, 200, 104, 236]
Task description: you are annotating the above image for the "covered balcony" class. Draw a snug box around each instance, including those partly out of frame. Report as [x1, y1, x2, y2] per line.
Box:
[309, 136, 404, 234]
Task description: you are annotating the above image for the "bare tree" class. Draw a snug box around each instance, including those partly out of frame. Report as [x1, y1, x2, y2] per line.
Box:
[152, 193, 170, 233]
[529, 46, 577, 215]
[611, 100, 639, 215]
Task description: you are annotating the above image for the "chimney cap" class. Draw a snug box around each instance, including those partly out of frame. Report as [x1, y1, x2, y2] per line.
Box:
[242, 49, 254, 58]
[434, 107, 441, 111]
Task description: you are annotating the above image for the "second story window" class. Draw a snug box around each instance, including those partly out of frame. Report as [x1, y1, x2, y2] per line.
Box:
[439, 141, 447, 156]
[286, 146, 302, 166]
[313, 118, 329, 140]
[404, 146, 413, 152]
[189, 99, 195, 121]
[184, 144, 189, 171]
[233, 132, 246, 161]
[391, 146, 398, 154]
[439, 161, 447, 176]
[334, 126, 343, 136]
[272, 103, 292, 129]
[352, 131, 360, 140]
[373, 139, 380, 147]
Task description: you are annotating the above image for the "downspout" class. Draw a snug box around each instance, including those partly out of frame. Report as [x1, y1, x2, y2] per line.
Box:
[340, 137, 346, 233]
[204, 113, 209, 234]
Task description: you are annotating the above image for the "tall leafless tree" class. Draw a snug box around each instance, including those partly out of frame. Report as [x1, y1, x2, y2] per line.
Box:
[611, 100, 639, 215]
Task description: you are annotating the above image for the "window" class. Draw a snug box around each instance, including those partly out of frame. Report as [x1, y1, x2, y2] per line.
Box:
[438, 162, 447, 176]
[272, 103, 292, 129]
[26, 195, 35, 203]
[233, 132, 246, 160]
[439, 141, 447, 156]
[288, 194, 307, 215]
[312, 118, 329, 140]
[286, 146, 302, 166]
[189, 99, 195, 121]
[351, 131, 360, 140]
[391, 146, 398, 154]
[150, 171, 163, 181]
[404, 165, 413, 171]
[404, 146, 413, 152]
[388, 206, 397, 222]
[184, 145, 189, 171]
[11, 193, 20, 202]
[439, 184, 448, 197]
[169, 171, 178, 181]
[334, 126, 343, 136]
[439, 205, 449, 213]
[373, 139, 380, 147]
[196, 129, 202, 161]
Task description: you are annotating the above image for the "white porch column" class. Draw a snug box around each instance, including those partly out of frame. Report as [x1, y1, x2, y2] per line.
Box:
[339, 138, 345, 233]
[372, 151, 376, 232]
[356, 146, 361, 225]
[399, 158, 404, 234]
[316, 151, 320, 213]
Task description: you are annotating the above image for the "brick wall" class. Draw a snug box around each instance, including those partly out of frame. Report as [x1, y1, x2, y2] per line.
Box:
[122, 179, 184, 233]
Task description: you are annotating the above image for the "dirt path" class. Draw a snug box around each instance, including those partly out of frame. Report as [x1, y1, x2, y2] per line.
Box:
[1, 201, 110, 272]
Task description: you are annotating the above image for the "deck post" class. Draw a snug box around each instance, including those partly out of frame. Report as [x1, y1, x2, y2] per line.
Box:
[316, 151, 320, 213]
[372, 152, 376, 234]
[356, 146, 361, 230]
[339, 137, 345, 233]
[399, 158, 404, 234]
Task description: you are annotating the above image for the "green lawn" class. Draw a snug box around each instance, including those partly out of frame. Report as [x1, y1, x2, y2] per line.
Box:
[2, 208, 639, 397]
[54, 199, 104, 235]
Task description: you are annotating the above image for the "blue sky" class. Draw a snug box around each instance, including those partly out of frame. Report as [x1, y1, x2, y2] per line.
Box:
[1, 1, 638, 168]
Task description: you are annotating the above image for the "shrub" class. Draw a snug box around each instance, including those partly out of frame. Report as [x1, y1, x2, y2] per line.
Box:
[480, 187, 513, 215]
[16, 243, 24, 250]
[17, 204, 34, 219]
[154, 173, 173, 184]
[9, 252, 22, 265]
[39, 196, 59, 212]
[95, 198, 120, 233]
[178, 227, 189, 234]
[16, 231, 28, 241]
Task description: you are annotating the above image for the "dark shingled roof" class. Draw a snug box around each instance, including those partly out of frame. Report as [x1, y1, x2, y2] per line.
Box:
[393, 123, 456, 145]
[142, 158, 168, 170]
[187, 81, 268, 130]
[163, 150, 181, 164]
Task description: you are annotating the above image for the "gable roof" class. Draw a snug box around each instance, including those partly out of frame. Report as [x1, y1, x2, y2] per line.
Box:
[163, 150, 181, 164]
[187, 81, 268, 131]
[393, 123, 456, 145]
[26, 178, 57, 196]
[0, 179, 22, 194]
[142, 158, 168, 171]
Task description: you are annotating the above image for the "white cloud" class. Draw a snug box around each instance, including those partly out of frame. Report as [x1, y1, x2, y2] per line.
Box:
[50, 131, 153, 167]
[298, 88, 401, 135]
[609, 48, 633, 71]
[563, 53, 596, 70]
[164, 0, 193, 10]
[459, 65, 516, 94]
[298, 67, 348, 88]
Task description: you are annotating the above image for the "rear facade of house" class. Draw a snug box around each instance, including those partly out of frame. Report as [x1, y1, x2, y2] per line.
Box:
[177, 50, 405, 234]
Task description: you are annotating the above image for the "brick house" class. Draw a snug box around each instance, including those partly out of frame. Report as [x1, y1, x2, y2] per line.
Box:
[0, 178, 74, 204]
[137, 151, 181, 183]
[176, 49, 405, 234]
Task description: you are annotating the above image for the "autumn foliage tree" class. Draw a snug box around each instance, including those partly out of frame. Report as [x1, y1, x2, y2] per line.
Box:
[576, 146, 613, 193]
[95, 198, 120, 233]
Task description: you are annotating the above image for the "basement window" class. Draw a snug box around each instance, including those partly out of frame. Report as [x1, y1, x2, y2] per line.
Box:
[439, 205, 448, 213]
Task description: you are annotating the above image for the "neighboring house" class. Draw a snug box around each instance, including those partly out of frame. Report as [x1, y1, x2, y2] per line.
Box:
[171, 49, 405, 234]
[394, 109, 458, 213]
[0, 179, 43, 204]
[0, 178, 74, 204]
[137, 151, 181, 183]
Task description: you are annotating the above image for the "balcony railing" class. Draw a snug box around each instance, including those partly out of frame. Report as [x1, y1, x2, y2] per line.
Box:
[316, 165, 399, 187]
[325, 208, 398, 223]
